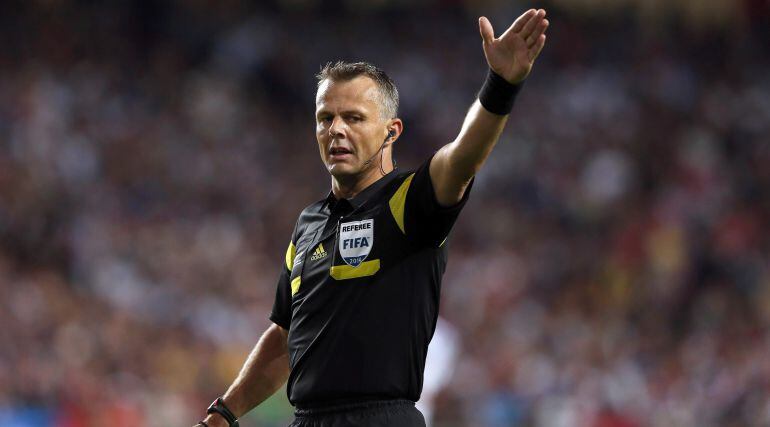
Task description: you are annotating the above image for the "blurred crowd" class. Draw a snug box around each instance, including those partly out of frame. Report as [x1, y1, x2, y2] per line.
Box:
[1, 1, 769, 426]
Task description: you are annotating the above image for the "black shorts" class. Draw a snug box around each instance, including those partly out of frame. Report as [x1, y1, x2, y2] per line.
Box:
[289, 399, 426, 427]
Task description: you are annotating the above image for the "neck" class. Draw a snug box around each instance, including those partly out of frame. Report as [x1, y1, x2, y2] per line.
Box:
[331, 152, 394, 200]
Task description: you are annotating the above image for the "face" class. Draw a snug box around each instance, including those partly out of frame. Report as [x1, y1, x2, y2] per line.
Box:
[315, 76, 391, 179]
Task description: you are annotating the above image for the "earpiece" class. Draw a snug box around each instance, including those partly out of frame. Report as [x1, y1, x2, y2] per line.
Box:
[363, 130, 397, 173]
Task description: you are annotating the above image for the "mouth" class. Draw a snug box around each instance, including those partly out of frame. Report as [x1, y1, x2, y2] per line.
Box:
[329, 146, 353, 161]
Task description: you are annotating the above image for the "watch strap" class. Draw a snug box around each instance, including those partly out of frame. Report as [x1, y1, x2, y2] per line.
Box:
[206, 397, 239, 427]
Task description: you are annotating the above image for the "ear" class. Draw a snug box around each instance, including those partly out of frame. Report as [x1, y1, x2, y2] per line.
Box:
[386, 118, 404, 143]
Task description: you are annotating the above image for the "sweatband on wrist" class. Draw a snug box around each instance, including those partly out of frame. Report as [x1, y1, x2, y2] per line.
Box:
[478, 69, 523, 115]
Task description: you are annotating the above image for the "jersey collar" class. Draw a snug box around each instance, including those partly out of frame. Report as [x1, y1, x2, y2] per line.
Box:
[324, 168, 400, 212]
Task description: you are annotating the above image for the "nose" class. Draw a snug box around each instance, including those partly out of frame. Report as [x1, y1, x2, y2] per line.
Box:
[329, 116, 346, 139]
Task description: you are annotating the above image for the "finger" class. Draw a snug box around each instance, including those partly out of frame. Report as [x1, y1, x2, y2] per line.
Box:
[526, 18, 549, 48]
[529, 34, 546, 61]
[520, 9, 546, 39]
[500, 9, 536, 39]
[512, 9, 537, 33]
[479, 16, 495, 44]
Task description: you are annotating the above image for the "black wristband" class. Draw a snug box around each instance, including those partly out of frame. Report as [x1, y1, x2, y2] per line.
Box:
[478, 69, 523, 115]
[206, 397, 239, 427]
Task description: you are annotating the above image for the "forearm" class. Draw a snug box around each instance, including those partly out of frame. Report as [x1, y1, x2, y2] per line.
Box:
[430, 99, 509, 205]
[216, 324, 290, 419]
[449, 99, 509, 177]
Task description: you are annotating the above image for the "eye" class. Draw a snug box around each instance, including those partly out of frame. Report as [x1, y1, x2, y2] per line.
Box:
[347, 115, 363, 123]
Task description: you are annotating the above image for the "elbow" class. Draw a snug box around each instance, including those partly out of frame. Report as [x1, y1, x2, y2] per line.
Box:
[431, 143, 476, 207]
[446, 143, 480, 183]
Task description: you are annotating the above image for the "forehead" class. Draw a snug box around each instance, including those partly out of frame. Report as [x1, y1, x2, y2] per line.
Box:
[315, 76, 381, 114]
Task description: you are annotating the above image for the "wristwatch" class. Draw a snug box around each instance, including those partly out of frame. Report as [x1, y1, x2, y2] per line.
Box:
[206, 397, 240, 427]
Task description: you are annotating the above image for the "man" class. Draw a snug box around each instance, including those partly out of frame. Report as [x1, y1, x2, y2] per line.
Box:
[196, 9, 548, 427]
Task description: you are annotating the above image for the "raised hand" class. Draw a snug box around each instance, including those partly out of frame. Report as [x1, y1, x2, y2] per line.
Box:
[479, 9, 549, 84]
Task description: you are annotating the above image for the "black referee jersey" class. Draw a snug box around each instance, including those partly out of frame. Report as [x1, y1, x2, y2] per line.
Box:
[270, 155, 472, 407]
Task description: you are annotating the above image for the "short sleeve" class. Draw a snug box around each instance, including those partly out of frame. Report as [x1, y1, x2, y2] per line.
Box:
[401, 155, 473, 247]
[269, 231, 297, 330]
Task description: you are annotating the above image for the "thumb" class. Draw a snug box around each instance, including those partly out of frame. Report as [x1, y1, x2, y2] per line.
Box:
[479, 16, 494, 44]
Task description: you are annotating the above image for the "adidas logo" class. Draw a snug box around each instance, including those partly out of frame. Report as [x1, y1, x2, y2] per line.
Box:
[310, 243, 328, 261]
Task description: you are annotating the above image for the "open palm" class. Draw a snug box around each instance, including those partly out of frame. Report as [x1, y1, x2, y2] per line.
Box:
[479, 9, 549, 85]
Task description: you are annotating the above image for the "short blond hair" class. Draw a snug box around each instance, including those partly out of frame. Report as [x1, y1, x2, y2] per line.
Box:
[316, 61, 399, 119]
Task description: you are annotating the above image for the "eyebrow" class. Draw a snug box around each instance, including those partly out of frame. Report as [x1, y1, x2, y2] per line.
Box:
[315, 108, 368, 118]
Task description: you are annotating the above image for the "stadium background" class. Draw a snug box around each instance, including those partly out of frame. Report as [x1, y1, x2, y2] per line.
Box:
[1, 0, 769, 426]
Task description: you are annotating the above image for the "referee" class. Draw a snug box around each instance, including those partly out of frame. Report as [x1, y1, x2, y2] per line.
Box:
[196, 9, 548, 427]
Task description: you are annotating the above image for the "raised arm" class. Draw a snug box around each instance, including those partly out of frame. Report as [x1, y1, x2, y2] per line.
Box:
[196, 323, 290, 427]
[429, 9, 549, 206]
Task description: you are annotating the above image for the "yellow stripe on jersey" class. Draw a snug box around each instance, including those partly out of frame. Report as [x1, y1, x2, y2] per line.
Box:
[389, 173, 415, 235]
[285, 240, 296, 271]
[291, 276, 301, 295]
[330, 259, 380, 280]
